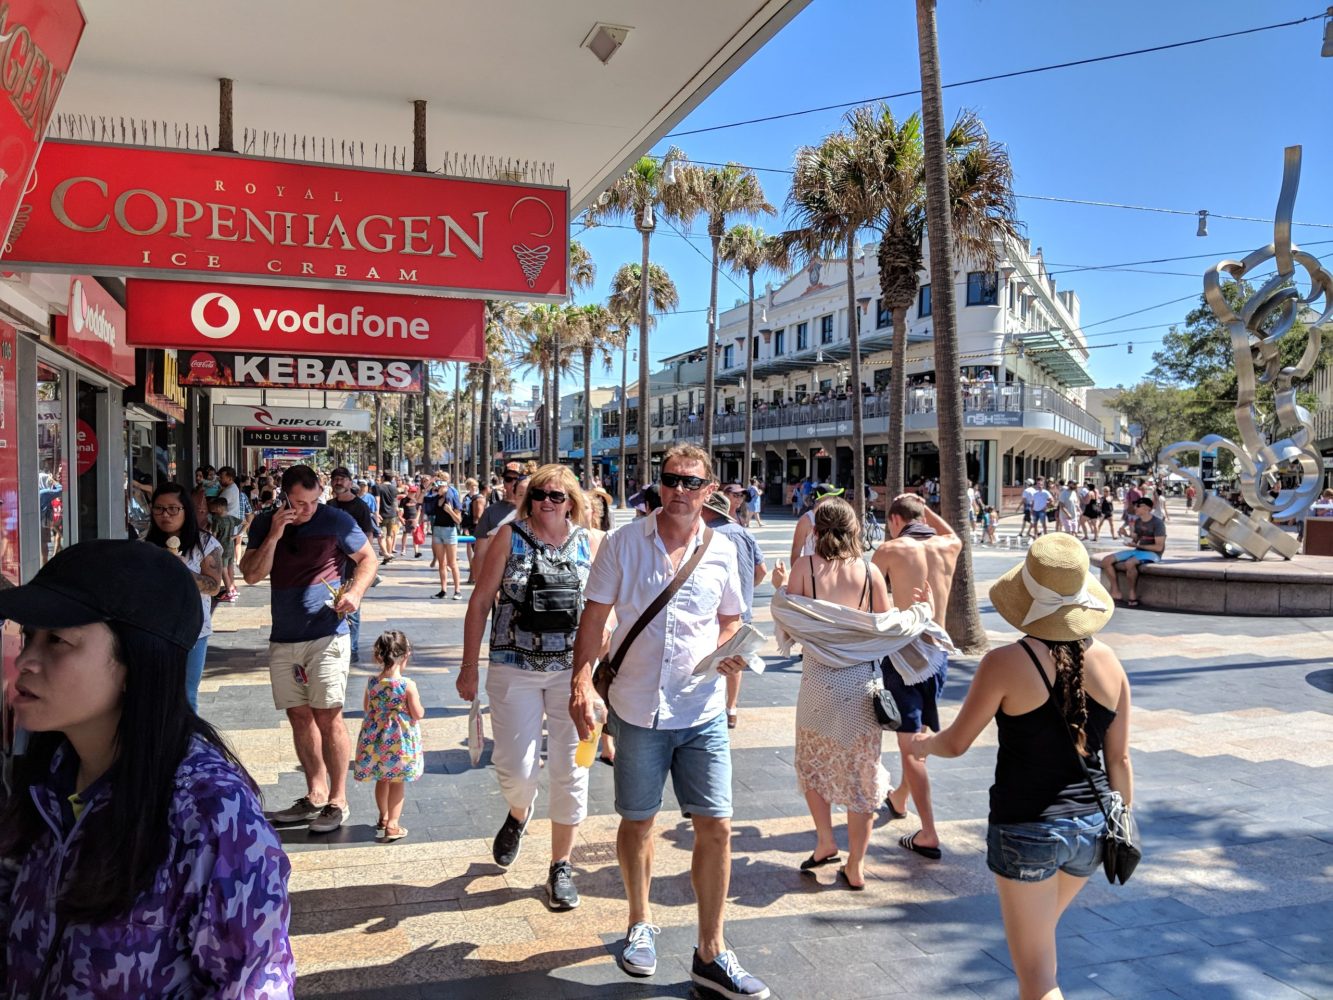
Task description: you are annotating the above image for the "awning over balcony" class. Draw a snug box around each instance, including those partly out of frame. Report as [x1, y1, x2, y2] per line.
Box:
[1017, 329, 1095, 388]
[714, 326, 929, 385]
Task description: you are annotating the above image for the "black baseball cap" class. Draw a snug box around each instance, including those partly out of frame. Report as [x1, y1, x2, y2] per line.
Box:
[0, 540, 203, 651]
[330, 467, 353, 480]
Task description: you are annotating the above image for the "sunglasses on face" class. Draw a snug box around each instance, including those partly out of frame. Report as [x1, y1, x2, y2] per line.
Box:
[660, 472, 707, 492]
[503, 474, 521, 483]
[152, 505, 184, 516]
[529, 487, 568, 504]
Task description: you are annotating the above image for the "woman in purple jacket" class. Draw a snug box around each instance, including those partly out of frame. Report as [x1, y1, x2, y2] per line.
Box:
[0, 539, 293, 998]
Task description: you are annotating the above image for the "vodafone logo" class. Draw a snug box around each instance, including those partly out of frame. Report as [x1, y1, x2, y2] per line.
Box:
[69, 279, 121, 347]
[191, 292, 242, 339]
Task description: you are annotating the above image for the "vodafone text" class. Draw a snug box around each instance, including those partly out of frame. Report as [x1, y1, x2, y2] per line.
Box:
[193, 293, 429, 341]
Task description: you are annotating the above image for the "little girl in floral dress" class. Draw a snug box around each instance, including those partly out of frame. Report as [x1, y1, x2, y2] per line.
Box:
[354, 630, 425, 841]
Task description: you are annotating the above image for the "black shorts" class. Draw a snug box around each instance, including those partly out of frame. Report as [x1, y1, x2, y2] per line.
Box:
[881, 658, 948, 733]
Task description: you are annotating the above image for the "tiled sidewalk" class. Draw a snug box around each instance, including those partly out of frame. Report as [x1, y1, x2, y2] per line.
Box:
[202, 517, 1333, 999]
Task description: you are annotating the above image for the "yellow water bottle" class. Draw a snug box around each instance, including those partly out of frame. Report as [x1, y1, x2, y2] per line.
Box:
[575, 700, 608, 769]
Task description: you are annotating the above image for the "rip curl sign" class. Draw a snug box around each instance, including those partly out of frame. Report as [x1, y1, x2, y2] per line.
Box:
[126, 279, 484, 362]
[7, 141, 570, 301]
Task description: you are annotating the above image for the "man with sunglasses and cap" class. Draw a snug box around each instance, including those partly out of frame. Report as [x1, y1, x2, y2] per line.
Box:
[790, 482, 844, 563]
[569, 444, 770, 1000]
[472, 461, 526, 570]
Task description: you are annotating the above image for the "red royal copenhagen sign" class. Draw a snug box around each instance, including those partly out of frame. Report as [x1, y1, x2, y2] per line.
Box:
[126, 279, 484, 362]
[0, 1, 86, 258]
[7, 140, 569, 300]
[53, 275, 134, 384]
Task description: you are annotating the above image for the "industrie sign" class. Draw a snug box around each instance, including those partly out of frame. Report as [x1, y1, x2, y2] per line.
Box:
[6, 141, 569, 300]
[0, 1, 86, 256]
[177, 350, 423, 393]
[213, 404, 371, 432]
[241, 428, 327, 449]
[126, 279, 484, 361]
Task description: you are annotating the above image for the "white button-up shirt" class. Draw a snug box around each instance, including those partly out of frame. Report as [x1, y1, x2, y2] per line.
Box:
[584, 511, 743, 730]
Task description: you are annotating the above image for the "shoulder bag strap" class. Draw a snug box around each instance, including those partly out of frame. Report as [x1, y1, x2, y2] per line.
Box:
[603, 526, 714, 675]
[1016, 639, 1111, 826]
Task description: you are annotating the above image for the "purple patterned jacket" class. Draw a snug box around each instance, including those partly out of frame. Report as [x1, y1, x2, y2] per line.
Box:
[0, 739, 294, 998]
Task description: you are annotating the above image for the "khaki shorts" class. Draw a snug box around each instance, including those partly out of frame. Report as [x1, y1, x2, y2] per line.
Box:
[268, 633, 351, 710]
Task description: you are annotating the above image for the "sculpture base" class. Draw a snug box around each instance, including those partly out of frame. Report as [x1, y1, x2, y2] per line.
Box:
[1102, 554, 1333, 616]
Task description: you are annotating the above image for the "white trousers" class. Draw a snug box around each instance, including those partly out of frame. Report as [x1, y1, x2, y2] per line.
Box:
[484, 664, 588, 826]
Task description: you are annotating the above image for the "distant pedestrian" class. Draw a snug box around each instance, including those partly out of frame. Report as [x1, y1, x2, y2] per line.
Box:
[354, 630, 425, 842]
[910, 533, 1132, 1000]
[0, 540, 294, 997]
[747, 477, 765, 526]
[1018, 478, 1035, 539]
[398, 485, 421, 558]
[1101, 497, 1165, 608]
[376, 474, 401, 562]
[207, 495, 242, 603]
[428, 475, 464, 600]
[1030, 478, 1052, 536]
[328, 467, 381, 664]
[790, 482, 844, 562]
[145, 482, 224, 710]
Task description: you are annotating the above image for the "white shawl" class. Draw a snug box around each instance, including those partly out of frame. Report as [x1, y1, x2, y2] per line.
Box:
[769, 588, 956, 684]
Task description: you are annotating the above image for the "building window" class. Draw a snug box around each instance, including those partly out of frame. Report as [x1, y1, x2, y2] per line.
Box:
[1020, 294, 1028, 321]
[752, 336, 760, 359]
[967, 271, 999, 306]
[919, 284, 932, 318]
[876, 299, 891, 329]
[820, 315, 834, 344]
[819, 378, 833, 394]
[723, 345, 734, 369]
[795, 383, 808, 402]
[774, 328, 785, 355]
[796, 322, 809, 351]
[1009, 280, 1016, 310]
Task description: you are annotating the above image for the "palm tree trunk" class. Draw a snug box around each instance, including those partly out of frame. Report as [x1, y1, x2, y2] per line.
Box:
[704, 231, 721, 457]
[480, 365, 493, 481]
[582, 345, 594, 489]
[374, 395, 383, 473]
[551, 330, 561, 466]
[637, 229, 652, 489]
[618, 337, 629, 507]
[917, 0, 986, 654]
[422, 364, 432, 475]
[468, 373, 478, 479]
[743, 269, 756, 488]
[453, 363, 462, 483]
[846, 231, 866, 522]
[887, 305, 909, 498]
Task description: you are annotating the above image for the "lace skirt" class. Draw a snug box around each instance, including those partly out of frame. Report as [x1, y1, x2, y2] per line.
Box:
[795, 653, 889, 813]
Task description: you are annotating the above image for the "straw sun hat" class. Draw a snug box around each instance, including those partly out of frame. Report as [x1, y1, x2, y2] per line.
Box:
[989, 533, 1113, 642]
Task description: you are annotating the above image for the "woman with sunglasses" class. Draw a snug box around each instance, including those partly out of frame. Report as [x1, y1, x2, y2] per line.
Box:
[144, 482, 224, 712]
[459, 463, 604, 911]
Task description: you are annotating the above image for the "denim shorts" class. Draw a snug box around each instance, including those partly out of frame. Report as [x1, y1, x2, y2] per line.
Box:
[987, 813, 1105, 882]
[606, 709, 732, 820]
[432, 525, 458, 545]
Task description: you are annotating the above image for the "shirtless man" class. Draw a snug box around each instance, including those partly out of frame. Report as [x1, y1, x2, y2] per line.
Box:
[871, 493, 961, 860]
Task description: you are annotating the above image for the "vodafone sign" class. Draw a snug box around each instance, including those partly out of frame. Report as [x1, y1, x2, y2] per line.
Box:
[53, 275, 133, 384]
[7, 141, 569, 300]
[126, 279, 483, 361]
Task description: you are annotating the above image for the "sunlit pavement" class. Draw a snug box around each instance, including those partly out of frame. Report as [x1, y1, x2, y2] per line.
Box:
[202, 504, 1333, 999]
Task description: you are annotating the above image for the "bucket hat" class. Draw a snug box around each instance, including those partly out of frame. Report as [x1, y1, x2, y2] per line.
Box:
[702, 490, 735, 523]
[988, 534, 1113, 642]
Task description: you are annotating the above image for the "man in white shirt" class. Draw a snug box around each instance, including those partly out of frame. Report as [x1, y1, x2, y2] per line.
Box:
[217, 466, 241, 518]
[1030, 477, 1053, 536]
[570, 444, 770, 1000]
[1018, 478, 1036, 539]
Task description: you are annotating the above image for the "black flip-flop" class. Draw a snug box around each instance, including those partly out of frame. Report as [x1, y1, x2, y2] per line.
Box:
[836, 866, 866, 891]
[598, 754, 615, 767]
[900, 832, 942, 860]
[1127, 599, 1140, 608]
[799, 852, 841, 871]
[884, 789, 908, 821]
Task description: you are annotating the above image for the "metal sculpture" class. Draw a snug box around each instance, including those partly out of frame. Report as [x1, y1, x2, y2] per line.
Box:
[1160, 146, 1330, 560]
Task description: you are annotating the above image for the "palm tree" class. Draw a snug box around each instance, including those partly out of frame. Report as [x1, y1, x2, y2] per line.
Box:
[719, 224, 789, 488]
[549, 241, 599, 462]
[587, 149, 689, 485]
[679, 163, 774, 458]
[608, 261, 679, 496]
[567, 303, 623, 487]
[478, 301, 518, 480]
[783, 131, 872, 520]
[915, 0, 1019, 653]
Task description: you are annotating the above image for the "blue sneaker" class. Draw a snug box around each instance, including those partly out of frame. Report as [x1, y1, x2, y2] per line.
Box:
[690, 948, 770, 999]
[619, 921, 659, 977]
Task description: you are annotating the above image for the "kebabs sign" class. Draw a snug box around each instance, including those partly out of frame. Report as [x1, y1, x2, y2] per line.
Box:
[126, 280, 483, 361]
[7, 141, 569, 300]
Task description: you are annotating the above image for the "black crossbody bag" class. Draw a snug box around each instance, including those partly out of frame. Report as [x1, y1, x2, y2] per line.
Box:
[1018, 640, 1141, 885]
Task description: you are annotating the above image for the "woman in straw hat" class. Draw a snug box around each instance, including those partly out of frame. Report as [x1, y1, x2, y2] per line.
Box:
[908, 534, 1134, 1000]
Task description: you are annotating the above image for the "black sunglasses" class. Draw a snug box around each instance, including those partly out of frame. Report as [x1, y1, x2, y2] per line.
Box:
[660, 472, 707, 492]
[503, 473, 522, 483]
[529, 487, 568, 504]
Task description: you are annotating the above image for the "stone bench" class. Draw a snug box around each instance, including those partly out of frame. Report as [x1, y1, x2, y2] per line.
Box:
[1099, 554, 1333, 615]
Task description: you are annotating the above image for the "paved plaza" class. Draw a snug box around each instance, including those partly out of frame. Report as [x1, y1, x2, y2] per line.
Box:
[202, 504, 1333, 999]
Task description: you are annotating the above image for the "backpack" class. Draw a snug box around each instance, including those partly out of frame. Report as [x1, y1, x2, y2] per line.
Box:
[460, 492, 477, 532]
[511, 523, 583, 635]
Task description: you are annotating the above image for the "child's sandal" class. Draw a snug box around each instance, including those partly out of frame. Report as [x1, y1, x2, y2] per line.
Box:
[375, 817, 387, 839]
[383, 825, 408, 843]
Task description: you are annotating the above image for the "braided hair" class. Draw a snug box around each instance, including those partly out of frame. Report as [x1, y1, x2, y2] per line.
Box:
[1045, 639, 1090, 756]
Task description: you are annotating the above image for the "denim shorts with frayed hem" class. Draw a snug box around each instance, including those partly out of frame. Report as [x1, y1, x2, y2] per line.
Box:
[987, 813, 1105, 882]
[606, 709, 732, 821]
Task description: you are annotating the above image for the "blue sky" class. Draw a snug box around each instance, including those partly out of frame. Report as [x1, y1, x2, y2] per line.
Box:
[559, 0, 1333, 397]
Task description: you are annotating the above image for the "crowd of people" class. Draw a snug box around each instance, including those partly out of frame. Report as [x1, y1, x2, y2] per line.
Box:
[0, 445, 1136, 1000]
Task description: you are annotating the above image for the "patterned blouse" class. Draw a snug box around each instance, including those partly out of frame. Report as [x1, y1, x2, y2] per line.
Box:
[488, 519, 592, 672]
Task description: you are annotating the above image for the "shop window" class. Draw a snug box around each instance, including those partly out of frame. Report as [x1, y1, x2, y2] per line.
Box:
[36, 365, 65, 565]
[967, 271, 999, 306]
[774, 328, 785, 355]
[919, 285, 932, 318]
[820, 315, 834, 344]
[796, 322, 809, 351]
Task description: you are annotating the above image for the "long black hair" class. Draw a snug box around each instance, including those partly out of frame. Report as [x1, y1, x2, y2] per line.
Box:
[143, 482, 209, 558]
[0, 621, 256, 923]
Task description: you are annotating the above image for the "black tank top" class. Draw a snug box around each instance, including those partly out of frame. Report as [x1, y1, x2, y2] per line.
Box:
[989, 640, 1116, 824]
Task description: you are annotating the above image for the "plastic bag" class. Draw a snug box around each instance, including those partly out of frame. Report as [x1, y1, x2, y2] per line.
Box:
[467, 698, 485, 766]
[413, 522, 426, 546]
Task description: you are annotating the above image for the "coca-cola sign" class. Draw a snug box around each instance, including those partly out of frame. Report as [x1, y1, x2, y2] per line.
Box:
[126, 279, 483, 361]
[53, 275, 134, 384]
[7, 140, 568, 300]
[176, 350, 423, 393]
